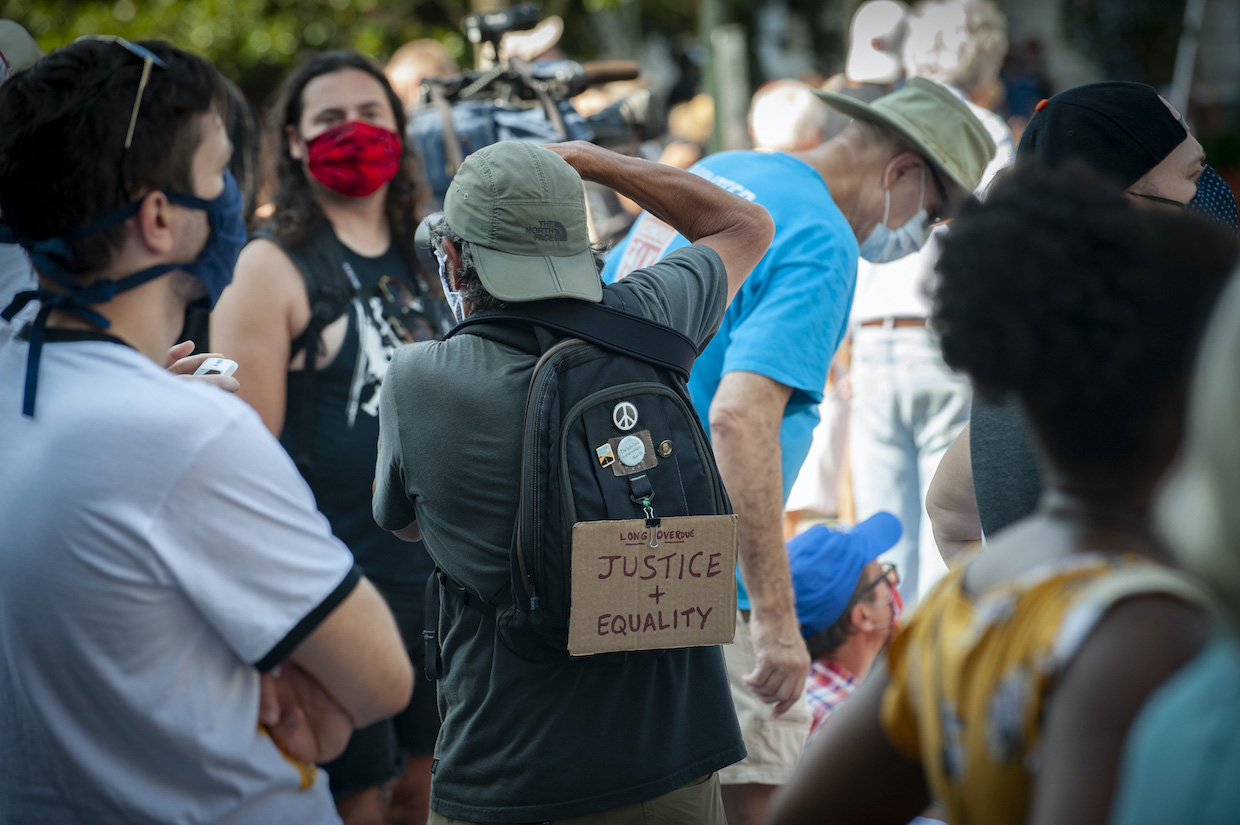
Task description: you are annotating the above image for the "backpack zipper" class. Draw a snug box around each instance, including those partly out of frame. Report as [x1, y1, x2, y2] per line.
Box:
[517, 338, 585, 613]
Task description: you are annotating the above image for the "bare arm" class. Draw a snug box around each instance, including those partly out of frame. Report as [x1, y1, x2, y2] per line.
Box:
[709, 370, 810, 715]
[392, 522, 422, 542]
[771, 661, 931, 825]
[285, 575, 414, 730]
[210, 239, 309, 436]
[544, 141, 774, 301]
[1029, 596, 1208, 825]
[926, 423, 983, 563]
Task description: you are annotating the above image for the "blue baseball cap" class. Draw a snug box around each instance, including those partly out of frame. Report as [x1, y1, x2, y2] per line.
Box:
[789, 512, 903, 637]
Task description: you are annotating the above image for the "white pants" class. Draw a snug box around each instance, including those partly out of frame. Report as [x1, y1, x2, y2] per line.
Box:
[849, 324, 970, 604]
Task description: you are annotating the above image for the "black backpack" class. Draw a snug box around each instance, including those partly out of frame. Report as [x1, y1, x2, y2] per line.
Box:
[426, 284, 732, 671]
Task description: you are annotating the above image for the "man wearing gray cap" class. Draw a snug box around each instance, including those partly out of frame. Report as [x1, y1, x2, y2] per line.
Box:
[373, 140, 773, 823]
[604, 76, 993, 825]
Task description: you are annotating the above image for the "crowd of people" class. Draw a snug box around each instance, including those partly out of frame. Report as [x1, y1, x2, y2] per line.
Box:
[1, 1, 1239, 824]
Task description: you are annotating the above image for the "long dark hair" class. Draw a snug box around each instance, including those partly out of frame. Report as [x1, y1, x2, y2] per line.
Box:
[261, 50, 434, 291]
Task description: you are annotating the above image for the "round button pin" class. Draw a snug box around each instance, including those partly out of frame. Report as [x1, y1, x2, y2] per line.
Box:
[658, 440, 674, 458]
[617, 435, 647, 466]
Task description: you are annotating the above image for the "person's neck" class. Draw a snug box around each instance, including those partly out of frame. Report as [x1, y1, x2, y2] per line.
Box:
[46, 276, 184, 364]
[317, 187, 392, 257]
[1036, 484, 1169, 562]
[825, 638, 879, 683]
[794, 140, 869, 239]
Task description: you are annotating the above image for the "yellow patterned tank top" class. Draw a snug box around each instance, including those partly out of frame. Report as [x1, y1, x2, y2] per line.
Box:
[879, 553, 1205, 825]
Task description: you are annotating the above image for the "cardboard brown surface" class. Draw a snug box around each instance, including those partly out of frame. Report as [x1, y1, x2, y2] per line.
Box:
[568, 514, 738, 656]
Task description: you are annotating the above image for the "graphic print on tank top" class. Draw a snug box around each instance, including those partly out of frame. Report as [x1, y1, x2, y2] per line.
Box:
[342, 252, 446, 427]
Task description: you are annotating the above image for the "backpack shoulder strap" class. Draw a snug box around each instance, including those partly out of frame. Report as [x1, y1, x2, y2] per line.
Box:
[447, 285, 698, 380]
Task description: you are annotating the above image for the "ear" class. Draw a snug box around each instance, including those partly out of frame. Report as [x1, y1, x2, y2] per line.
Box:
[441, 240, 463, 291]
[850, 600, 874, 633]
[134, 191, 178, 257]
[286, 124, 306, 163]
[883, 151, 923, 189]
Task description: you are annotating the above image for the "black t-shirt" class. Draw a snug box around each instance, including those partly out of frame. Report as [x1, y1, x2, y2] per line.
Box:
[374, 245, 745, 822]
[969, 394, 1044, 537]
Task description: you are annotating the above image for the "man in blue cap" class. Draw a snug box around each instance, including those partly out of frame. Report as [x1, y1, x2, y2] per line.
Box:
[789, 512, 903, 743]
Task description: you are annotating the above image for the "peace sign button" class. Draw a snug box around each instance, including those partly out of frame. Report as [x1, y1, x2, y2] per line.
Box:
[613, 401, 638, 431]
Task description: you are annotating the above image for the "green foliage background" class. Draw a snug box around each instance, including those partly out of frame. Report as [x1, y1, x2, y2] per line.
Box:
[6, 0, 844, 108]
[7, 0, 476, 103]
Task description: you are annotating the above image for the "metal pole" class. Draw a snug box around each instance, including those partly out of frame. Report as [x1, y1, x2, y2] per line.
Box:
[700, 0, 722, 155]
[1169, 0, 1209, 117]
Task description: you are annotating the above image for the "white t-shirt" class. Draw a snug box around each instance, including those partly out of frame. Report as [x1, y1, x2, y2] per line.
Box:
[0, 333, 353, 824]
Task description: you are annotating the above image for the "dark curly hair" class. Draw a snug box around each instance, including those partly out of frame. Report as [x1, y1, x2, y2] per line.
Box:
[260, 50, 435, 293]
[931, 161, 1240, 475]
[0, 39, 224, 278]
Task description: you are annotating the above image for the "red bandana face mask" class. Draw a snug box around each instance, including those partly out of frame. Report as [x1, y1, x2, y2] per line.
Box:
[305, 121, 402, 197]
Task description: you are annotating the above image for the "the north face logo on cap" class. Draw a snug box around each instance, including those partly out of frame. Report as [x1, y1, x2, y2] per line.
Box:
[525, 220, 568, 242]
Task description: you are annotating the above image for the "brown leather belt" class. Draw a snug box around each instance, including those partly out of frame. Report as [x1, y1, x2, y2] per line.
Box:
[859, 317, 929, 328]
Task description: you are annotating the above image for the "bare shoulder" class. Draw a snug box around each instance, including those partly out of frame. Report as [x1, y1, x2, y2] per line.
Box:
[1030, 594, 1210, 825]
[233, 238, 306, 300]
[221, 236, 311, 332]
[1056, 593, 1210, 694]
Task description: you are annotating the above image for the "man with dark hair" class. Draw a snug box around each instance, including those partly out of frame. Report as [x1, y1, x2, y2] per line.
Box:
[373, 138, 774, 824]
[0, 39, 412, 823]
[211, 50, 450, 824]
[603, 77, 994, 825]
[789, 514, 903, 744]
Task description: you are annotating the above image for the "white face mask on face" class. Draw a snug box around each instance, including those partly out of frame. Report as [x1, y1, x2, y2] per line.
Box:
[858, 164, 933, 263]
[435, 248, 465, 325]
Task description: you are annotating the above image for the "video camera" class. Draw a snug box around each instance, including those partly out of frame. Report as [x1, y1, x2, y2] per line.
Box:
[409, 4, 665, 208]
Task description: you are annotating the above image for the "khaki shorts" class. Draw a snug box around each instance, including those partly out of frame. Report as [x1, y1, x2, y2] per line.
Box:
[428, 772, 724, 825]
[718, 609, 812, 786]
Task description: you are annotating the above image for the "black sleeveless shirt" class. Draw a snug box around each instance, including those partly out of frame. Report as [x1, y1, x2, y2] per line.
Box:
[280, 229, 449, 622]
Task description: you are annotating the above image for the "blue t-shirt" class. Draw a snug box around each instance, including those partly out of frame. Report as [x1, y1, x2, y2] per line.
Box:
[604, 151, 858, 607]
[1110, 634, 1240, 825]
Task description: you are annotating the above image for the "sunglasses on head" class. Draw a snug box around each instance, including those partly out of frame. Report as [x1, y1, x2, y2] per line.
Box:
[75, 35, 168, 152]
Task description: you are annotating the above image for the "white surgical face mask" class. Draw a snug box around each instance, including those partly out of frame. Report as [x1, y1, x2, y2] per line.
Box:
[858, 165, 933, 263]
[435, 248, 465, 325]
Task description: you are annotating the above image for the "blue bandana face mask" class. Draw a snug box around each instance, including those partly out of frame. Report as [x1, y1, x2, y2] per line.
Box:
[1188, 165, 1239, 234]
[0, 170, 248, 416]
[434, 248, 465, 325]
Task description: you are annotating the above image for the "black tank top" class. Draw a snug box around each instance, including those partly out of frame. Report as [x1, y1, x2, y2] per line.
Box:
[281, 229, 449, 622]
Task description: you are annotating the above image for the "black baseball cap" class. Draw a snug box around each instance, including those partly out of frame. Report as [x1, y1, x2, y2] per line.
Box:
[1017, 81, 1189, 188]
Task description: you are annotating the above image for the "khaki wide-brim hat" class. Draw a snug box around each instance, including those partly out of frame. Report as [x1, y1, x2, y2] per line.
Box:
[444, 141, 601, 303]
[815, 77, 995, 196]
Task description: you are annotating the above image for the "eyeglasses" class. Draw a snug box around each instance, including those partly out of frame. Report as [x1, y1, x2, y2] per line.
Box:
[924, 164, 953, 228]
[860, 562, 899, 597]
[1128, 191, 1187, 209]
[75, 36, 168, 152]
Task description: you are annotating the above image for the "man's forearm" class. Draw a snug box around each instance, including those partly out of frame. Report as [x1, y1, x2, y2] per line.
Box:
[552, 142, 766, 246]
[718, 433, 796, 618]
[708, 375, 797, 620]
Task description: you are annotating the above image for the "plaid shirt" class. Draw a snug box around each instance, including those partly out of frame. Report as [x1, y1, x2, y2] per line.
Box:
[805, 659, 857, 744]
